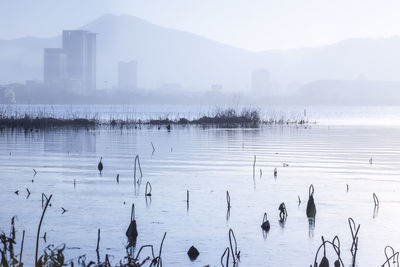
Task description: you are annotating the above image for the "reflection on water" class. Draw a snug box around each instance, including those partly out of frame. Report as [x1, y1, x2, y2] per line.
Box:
[308, 218, 315, 238]
[373, 205, 379, 219]
[1, 125, 400, 265]
[44, 130, 97, 153]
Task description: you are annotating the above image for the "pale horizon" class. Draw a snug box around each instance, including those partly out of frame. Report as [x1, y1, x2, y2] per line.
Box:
[2, 0, 400, 51]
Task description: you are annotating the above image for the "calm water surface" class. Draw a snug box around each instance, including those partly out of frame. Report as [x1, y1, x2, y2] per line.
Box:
[1, 119, 400, 265]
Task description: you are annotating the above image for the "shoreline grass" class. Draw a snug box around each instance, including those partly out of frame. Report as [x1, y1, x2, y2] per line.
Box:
[0, 115, 97, 129]
[0, 108, 310, 129]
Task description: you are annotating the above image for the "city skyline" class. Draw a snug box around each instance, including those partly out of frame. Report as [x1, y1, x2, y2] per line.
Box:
[44, 30, 97, 94]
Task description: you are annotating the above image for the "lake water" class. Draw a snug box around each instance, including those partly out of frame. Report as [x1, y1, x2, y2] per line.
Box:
[1, 105, 400, 266]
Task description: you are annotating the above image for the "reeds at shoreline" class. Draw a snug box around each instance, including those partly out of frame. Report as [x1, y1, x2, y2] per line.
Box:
[0, 115, 96, 129]
[0, 108, 310, 129]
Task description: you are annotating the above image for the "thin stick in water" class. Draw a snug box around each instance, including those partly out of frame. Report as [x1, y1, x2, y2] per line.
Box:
[253, 155, 256, 178]
[35, 194, 52, 266]
[226, 191, 231, 210]
[96, 228, 100, 253]
[134, 155, 143, 185]
[373, 193, 379, 207]
[156, 232, 167, 267]
[19, 230, 25, 267]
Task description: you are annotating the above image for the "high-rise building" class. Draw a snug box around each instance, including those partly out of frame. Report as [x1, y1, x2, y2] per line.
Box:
[63, 30, 96, 93]
[251, 69, 270, 94]
[44, 48, 67, 86]
[44, 30, 96, 94]
[118, 61, 137, 90]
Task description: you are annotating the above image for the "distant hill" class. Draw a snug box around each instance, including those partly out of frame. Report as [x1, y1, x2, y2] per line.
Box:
[2, 14, 400, 97]
[297, 79, 400, 105]
[257, 37, 400, 85]
[80, 14, 256, 91]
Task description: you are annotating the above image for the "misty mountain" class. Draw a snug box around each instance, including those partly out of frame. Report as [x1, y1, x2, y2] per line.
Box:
[297, 79, 400, 105]
[2, 14, 400, 94]
[259, 38, 400, 85]
[81, 14, 254, 91]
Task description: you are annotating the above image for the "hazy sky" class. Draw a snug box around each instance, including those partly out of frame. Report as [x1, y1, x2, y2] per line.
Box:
[1, 0, 400, 51]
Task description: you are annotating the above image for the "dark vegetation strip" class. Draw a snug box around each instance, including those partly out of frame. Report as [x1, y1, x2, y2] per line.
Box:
[0, 108, 309, 129]
[0, 116, 96, 129]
